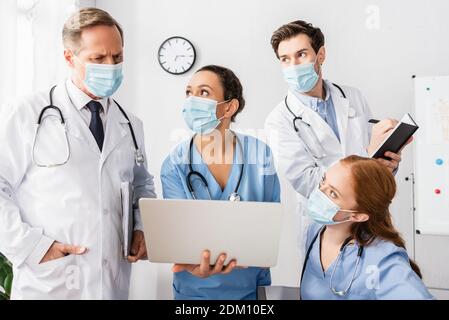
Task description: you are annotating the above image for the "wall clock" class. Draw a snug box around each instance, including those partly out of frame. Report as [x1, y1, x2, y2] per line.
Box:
[158, 36, 196, 75]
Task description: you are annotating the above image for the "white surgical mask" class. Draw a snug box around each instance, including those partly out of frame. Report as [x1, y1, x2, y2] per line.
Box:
[182, 96, 230, 135]
[307, 186, 358, 225]
[74, 55, 124, 98]
[282, 58, 319, 93]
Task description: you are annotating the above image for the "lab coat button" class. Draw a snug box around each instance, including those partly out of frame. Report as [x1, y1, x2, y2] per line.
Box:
[103, 209, 108, 215]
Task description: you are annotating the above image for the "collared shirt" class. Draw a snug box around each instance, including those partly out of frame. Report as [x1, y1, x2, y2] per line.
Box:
[66, 79, 110, 129]
[292, 80, 340, 141]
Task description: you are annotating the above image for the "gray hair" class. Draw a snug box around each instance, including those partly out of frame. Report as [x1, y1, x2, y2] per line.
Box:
[62, 7, 124, 53]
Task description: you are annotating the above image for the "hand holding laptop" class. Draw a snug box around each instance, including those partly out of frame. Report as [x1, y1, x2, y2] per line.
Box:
[172, 250, 238, 278]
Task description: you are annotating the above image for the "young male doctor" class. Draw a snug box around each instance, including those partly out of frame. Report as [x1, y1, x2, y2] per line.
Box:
[0, 8, 156, 299]
[264, 20, 410, 257]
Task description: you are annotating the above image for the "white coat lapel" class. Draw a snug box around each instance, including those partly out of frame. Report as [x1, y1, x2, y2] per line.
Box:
[55, 83, 102, 156]
[330, 84, 351, 155]
[101, 100, 129, 164]
[287, 91, 341, 154]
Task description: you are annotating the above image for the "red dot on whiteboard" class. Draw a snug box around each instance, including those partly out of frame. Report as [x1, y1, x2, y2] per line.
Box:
[435, 189, 441, 195]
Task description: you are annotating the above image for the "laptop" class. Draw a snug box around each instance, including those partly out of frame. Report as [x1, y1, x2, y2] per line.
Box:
[139, 199, 283, 268]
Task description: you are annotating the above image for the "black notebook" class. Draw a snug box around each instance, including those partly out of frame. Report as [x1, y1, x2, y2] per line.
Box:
[370, 113, 419, 160]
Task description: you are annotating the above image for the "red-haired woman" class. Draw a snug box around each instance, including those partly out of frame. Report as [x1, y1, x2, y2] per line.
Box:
[300, 155, 433, 300]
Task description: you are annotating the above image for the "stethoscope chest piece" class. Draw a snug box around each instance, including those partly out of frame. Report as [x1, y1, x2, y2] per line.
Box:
[135, 149, 145, 166]
[228, 192, 241, 202]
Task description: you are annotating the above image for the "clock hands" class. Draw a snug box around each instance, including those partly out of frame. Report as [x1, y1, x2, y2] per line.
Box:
[175, 55, 187, 62]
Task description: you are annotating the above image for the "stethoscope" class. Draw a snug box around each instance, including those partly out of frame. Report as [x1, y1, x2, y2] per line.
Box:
[300, 226, 364, 297]
[285, 83, 346, 160]
[32, 85, 145, 168]
[187, 132, 244, 201]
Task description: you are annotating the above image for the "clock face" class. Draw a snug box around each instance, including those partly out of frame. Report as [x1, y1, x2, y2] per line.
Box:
[158, 36, 196, 75]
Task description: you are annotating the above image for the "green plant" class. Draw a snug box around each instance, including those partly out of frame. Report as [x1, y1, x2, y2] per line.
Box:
[0, 253, 13, 300]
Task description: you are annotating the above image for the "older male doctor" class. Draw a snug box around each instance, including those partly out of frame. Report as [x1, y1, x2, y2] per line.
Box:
[265, 21, 408, 256]
[0, 8, 156, 299]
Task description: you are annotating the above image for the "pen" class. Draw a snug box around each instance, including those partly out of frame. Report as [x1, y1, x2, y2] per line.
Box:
[368, 119, 380, 124]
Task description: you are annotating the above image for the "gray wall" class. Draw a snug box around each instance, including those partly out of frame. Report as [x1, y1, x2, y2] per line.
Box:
[96, 0, 449, 299]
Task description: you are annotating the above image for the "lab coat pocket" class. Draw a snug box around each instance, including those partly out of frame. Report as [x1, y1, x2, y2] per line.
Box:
[115, 147, 135, 182]
[26, 254, 80, 298]
[34, 254, 75, 270]
[32, 254, 77, 280]
[347, 116, 368, 153]
[297, 125, 326, 160]
[348, 116, 364, 132]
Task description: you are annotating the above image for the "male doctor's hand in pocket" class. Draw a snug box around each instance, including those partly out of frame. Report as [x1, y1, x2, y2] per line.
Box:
[39, 242, 87, 264]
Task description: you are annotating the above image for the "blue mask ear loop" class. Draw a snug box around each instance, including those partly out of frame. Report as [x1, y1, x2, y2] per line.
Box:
[332, 208, 360, 225]
[317, 182, 361, 224]
[213, 98, 234, 122]
[196, 98, 233, 132]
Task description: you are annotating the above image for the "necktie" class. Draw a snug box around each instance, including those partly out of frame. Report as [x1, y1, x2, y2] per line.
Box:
[86, 100, 105, 151]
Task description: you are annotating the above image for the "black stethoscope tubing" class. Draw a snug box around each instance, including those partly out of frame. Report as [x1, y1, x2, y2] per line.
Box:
[38, 85, 143, 164]
[187, 132, 244, 201]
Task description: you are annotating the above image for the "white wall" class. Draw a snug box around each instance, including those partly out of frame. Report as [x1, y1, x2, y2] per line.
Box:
[96, 0, 449, 299]
[0, 0, 94, 106]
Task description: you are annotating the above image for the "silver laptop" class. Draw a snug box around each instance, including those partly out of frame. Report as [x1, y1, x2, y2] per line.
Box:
[139, 199, 283, 268]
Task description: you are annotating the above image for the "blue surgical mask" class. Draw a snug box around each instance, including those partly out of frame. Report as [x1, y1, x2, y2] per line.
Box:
[83, 62, 124, 98]
[282, 59, 319, 93]
[182, 96, 229, 135]
[307, 186, 356, 225]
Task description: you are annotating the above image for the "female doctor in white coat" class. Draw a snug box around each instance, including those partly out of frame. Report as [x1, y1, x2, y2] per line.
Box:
[0, 8, 156, 299]
[264, 21, 409, 248]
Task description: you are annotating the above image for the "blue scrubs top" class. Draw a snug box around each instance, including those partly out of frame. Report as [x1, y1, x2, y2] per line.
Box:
[301, 223, 434, 300]
[161, 133, 281, 300]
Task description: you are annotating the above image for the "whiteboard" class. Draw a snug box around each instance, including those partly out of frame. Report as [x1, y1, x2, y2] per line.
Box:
[414, 76, 449, 236]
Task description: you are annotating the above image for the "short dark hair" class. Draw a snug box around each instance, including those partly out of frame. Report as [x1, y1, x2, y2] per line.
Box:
[196, 65, 245, 122]
[271, 20, 325, 58]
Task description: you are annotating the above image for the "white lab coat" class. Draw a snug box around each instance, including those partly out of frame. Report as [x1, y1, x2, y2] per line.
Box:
[264, 81, 372, 262]
[0, 81, 156, 300]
